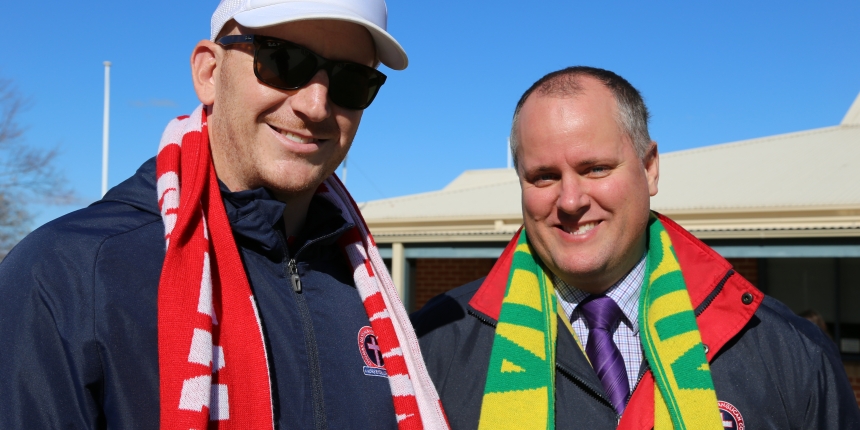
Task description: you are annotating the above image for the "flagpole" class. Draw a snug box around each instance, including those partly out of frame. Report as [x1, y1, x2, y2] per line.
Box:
[102, 61, 111, 197]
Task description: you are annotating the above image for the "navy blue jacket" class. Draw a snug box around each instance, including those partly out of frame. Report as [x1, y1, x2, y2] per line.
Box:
[413, 216, 860, 429]
[0, 158, 398, 429]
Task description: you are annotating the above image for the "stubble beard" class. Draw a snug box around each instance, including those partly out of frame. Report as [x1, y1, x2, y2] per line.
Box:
[209, 112, 352, 197]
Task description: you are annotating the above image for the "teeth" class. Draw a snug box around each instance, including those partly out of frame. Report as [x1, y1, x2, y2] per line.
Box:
[564, 222, 597, 235]
[272, 125, 316, 144]
[282, 130, 310, 144]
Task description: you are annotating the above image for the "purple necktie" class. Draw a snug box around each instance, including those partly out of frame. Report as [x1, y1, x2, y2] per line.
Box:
[579, 294, 630, 415]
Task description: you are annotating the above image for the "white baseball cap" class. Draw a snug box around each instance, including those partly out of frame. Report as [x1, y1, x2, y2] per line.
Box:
[211, 0, 408, 70]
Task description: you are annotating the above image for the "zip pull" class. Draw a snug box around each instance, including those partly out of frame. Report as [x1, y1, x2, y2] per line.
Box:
[289, 259, 303, 293]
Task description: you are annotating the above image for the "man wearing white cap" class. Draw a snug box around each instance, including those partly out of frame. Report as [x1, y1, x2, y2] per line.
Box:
[0, 1, 448, 429]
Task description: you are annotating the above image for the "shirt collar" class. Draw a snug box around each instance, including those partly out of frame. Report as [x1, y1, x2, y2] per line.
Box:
[554, 255, 646, 333]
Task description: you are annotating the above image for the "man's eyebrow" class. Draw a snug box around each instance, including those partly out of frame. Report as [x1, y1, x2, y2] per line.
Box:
[523, 158, 607, 175]
[524, 165, 556, 175]
[573, 158, 600, 168]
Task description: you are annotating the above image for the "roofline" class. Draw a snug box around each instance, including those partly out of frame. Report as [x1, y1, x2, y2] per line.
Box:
[659, 124, 845, 159]
[369, 226, 860, 244]
[365, 213, 523, 225]
[364, 204, 860, 224]
[652, 204, 860, 216]
[842, 90, 860, 125]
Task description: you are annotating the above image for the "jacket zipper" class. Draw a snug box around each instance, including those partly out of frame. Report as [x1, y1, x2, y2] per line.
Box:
[289, 259, 303, 292]
[628, 360, 650, 404]
[278, 232, 328, 430]
[694, 269, 734, 316]
[467, 309, 497, 328]
[285, 225, 351, 295]
[556, 362, 619, 416]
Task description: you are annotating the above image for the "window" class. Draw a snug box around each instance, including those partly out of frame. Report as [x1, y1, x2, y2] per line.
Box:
[765, 258, 860, 354]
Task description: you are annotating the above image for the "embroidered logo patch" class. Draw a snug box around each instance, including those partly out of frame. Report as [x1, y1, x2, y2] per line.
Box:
[718, 400, 745, 430]
[358, 326, 387, 377]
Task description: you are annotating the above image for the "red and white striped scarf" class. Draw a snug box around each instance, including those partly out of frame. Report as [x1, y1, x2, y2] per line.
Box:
[156, 105, 449, 429]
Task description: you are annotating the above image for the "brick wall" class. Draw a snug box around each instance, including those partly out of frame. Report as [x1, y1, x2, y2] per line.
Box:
[846, 361, 860, 407]
[412, 258, 496, 310]
[726, 257, 759, 287]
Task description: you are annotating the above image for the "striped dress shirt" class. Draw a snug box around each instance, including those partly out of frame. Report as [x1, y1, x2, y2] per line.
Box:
[554, 256, 646, 390]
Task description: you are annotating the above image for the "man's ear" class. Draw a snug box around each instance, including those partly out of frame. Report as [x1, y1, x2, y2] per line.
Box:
[644, 141, 659, 196]
[190, 40, 220, 105]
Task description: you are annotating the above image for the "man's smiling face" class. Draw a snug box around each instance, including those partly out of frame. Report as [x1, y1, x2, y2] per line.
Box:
[516, 76, 658, 294]
[207, 19, 375, 199]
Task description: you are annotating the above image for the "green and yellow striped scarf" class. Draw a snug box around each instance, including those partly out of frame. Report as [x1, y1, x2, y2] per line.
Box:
[478, 215, 723, 429]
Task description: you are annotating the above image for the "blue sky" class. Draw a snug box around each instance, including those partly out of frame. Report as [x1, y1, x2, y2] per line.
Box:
[4, 1, 859, 228]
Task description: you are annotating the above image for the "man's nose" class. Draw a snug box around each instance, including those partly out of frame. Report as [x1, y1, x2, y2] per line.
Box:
[289, 69, 331, 122]
[557, 175, 590, 215]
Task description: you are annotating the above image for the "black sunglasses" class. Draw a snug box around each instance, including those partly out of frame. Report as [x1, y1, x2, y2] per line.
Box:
[217, 34, 387, 110]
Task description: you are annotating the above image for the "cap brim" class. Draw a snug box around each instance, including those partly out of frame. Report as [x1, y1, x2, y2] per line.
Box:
[233, 2, 408, 70]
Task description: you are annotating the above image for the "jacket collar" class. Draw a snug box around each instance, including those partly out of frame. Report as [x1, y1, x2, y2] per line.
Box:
[619, 214, 764, 429]
[467, 226, 520, 323]
[96, 157, 351, 258]
[657, 213, 763, 361]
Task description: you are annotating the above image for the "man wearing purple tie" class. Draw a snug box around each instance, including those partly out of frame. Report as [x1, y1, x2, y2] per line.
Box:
[412, 66, 860, 429]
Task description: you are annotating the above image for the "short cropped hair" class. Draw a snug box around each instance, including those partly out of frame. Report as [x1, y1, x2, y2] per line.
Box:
[509, 66, 651, 169]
